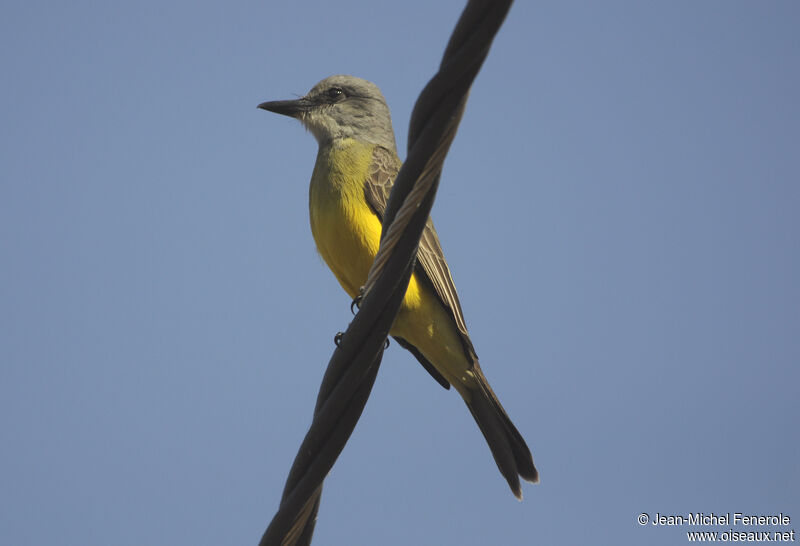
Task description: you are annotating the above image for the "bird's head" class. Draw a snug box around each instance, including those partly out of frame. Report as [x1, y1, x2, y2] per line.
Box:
[258, 75, 397, 152]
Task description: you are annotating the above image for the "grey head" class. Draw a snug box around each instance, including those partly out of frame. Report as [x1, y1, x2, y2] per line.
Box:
[258, 75, 397, 152]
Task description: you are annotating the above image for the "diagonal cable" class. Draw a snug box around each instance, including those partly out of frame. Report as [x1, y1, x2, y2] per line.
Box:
[259, 1, 513, 544]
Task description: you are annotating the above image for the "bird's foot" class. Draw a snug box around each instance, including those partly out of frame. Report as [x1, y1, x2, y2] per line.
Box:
[350, 288, 365, 314]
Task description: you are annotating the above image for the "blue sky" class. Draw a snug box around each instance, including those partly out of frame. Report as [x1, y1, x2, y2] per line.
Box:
[2, 1, 798, 545]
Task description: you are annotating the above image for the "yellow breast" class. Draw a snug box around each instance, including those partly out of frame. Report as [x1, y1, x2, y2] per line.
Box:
[309, 139, 383, 299]
[308, 138, 423, 307]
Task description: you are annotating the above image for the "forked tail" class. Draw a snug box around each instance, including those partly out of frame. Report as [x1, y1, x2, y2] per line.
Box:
[464, 366, 538, 499]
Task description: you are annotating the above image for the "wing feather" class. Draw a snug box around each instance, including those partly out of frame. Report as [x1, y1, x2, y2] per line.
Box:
[364, 146, 477, 366]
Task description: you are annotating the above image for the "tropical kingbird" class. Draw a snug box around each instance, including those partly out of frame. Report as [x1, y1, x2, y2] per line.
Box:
[258, 75, 538, 499]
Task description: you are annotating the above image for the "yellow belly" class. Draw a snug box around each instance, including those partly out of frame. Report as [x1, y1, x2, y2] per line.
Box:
[309, 139, 472, 385]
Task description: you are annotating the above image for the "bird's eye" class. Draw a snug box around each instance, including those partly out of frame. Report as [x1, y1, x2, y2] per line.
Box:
[326, 87, 344, 100]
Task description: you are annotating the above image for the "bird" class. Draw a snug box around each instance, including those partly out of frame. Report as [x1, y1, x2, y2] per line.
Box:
[258, 75, 538, 499]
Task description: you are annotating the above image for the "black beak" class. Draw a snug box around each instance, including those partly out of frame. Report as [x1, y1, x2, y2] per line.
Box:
[257, 98, 311, 118]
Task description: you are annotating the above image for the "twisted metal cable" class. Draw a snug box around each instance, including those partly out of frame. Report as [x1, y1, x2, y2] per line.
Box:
[259, 1, 513, 544]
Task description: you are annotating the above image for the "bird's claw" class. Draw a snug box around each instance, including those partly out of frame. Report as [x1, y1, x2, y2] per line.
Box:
[350, 289, 365, 314]
[334, 332, 344, 347]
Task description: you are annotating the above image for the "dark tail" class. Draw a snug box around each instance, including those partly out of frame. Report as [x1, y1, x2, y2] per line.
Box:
[464, 366, 538, 499]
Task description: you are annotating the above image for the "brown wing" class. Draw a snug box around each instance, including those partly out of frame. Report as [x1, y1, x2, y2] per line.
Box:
[364, 146, 478, 377]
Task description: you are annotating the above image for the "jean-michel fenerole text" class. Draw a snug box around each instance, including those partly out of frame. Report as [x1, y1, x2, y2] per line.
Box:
[651, 513, 791, 526]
